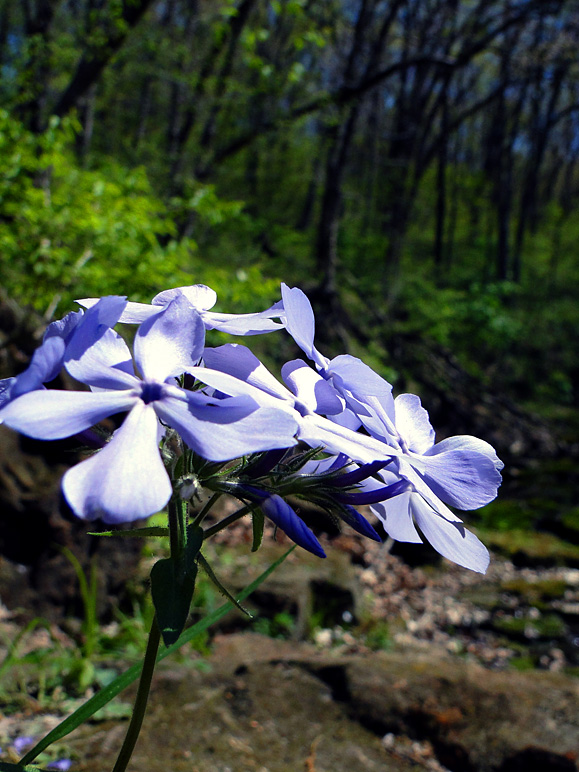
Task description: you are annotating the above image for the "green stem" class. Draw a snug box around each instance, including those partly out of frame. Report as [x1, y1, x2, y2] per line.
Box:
[192, 491, 223, 528]
[203, 502, 255, 539]
[111, 616, 161, 772]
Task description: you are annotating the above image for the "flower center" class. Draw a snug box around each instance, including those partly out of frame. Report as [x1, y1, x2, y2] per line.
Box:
[140, 381, 165, 404]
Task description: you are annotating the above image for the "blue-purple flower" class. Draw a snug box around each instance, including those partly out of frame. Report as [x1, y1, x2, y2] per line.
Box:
[279, 284, 502, 572]
[281, 283, 394, 429]
[0, 308, 84, 413]
[0, 295, 297, 523]
[0, 280, 504, 572]
[78, 284, 285, 335]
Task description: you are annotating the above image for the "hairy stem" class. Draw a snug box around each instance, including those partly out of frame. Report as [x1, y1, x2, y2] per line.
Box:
[203, 502, 255, 539]
[191, 491, 223, 528]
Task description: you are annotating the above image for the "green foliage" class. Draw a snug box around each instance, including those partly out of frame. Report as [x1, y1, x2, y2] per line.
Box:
[332, 160, 579, 412]
[0, 112, 187, 313]
[478, 528, 579, 565]
[151, 524, 203, 647]
[0, 112, 278, 318]
[475, 499, 540, 533]
[252, 611, 296, 639]
[363, 620, 393, 652]
[492, 613, 566, 640]
[395, 277, 522, 362]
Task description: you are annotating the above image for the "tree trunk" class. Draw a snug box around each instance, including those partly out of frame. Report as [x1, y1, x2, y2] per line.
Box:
[316, 108, 359, 295]
[434, 93, 449, 268]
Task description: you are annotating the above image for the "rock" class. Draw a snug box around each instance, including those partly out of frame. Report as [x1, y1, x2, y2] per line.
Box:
[324, 649, 579, 772]
[70, 635, 419, 772]
[209, 543, 362, 639]
[66, 633, 578, 772]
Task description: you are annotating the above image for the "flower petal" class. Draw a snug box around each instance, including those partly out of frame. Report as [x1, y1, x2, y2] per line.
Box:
[394, 394, 435, 454]
[0, 389, 138, 439]
[152, 285, 217, 311]
[280, 284, 328, 369]
[281, 360, 343, 415]
[203, 301, 284, 335]
[202, 344, 290, 400]
[155, 394, 297, 461]
[187, 364, 287, 408]
[119, 302, 162, 323]
[67, 328, 136, 389]
[65, 297, 136, 389]
[297, 414, 397, 464]
[44, 309, 84, 344]
[261, 495, 326, 558]
[410, 493, 490, 573]
[396, 458, 463, 522]
[10, 336, 65, 399]
[329, 354, 394, 401]
[425, 435, 504, 471]
[63, 402, 172, 523]
[413, 448, 502, 510]
[135, 295, 205, 381]
[371, 491, 423, 543]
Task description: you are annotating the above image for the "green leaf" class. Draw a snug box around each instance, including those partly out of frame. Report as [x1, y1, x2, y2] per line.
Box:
[0, 763, 44, 771]
[88, 526, 169, 538]
[150, 558, 197, 647]
[251, 508, 265, 552]
[184, 524, 204, 575]
[197, 553, 252, 618]
[19, 546, 295, 766]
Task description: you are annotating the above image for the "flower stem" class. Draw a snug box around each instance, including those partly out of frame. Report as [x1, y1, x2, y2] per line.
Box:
[191, 491, 222, 528]
[203, 502, 255, 539]
[111, 615, 161, 772]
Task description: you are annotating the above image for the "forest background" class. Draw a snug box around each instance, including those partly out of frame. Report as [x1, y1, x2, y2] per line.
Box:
[1, 0, 579, 479]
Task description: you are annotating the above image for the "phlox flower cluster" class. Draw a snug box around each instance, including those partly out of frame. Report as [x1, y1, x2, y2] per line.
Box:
[0, 283, 503, 573]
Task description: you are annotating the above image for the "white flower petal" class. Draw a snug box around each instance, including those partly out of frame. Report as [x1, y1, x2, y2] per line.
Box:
[394, 393, 435, 453]
[0, 389, 138, 439]
[63, 402, 171, 523]
[135, 295, 205, 381]
[371, 492, 423, 543]
[411, 493, 490, 573]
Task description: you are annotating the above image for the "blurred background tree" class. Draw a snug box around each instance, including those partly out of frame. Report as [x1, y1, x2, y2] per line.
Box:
[1, 0, 578, 423]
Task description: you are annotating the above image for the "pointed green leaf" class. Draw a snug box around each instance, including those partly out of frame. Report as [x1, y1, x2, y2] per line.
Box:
[251, 508, 265, 552]
[88, 526, 169, 538]
[150, 558, 197, 647]
[197, 553, 252, 618]
[183, 524, 204, 574]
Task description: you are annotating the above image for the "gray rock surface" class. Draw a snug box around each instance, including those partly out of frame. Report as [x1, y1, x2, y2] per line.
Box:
[69, 633, 578, 772]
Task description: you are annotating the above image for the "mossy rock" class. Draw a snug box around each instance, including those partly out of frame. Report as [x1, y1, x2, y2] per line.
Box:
[481, 528, 579, 567]
[492, 613, 567, 641]
[475, 500, 538, 532]
[500, 577, 569, 603]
